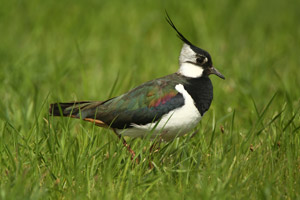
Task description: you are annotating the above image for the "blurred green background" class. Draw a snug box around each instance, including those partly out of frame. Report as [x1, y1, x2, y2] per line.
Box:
[0, 0, 300, 199]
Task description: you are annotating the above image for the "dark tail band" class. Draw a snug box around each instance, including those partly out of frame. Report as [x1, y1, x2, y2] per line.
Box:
[49, 101, 94, 117]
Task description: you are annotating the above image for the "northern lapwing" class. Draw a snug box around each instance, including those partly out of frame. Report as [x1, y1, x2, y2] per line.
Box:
[49, 13, 225, 159]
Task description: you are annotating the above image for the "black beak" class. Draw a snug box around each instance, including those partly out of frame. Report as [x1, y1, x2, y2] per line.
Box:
[209, 66, 225, 80]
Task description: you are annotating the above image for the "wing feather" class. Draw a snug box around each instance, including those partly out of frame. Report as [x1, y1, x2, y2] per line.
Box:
[91, 74, 185, 129]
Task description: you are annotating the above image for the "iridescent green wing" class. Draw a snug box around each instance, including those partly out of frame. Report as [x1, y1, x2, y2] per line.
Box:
[94, 74, 185, 129]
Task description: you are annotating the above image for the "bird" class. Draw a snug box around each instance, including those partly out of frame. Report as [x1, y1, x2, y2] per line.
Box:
[49, 13, 225, 159]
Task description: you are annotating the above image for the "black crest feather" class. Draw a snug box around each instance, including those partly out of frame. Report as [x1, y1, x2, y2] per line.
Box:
[165, 11, 193, 46]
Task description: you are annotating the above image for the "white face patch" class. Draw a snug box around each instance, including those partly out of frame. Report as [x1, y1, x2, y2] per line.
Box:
[179, 44, 196, 64]
[178, 62, 204, 78]
[178, 43, 205, 78]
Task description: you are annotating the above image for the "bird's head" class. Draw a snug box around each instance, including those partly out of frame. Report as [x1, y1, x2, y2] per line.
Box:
[166, 13, 225, 80]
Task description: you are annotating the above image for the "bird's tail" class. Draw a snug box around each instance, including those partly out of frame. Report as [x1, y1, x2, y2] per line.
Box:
[49, 101, 100, 118]
[49, 101, 108, 127]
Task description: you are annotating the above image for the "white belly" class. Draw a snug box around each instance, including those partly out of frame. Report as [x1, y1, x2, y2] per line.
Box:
[115, 84, 202, 141]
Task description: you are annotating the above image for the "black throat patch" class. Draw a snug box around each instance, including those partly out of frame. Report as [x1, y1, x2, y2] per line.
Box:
[183, 77, 213, 116]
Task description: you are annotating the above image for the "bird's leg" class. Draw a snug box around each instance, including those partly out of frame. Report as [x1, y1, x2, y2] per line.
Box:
[113, 129, 138, 162]
[149, 137, 162, 153]
[190, 128, 199, 138]
[148, 136, 163, 169]
[149, 141, 157, 154]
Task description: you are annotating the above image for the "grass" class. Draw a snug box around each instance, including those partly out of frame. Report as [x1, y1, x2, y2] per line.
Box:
[0, 0, 300, 199]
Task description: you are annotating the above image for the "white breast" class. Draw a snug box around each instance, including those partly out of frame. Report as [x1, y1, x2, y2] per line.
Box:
[115, 84, 202, 141]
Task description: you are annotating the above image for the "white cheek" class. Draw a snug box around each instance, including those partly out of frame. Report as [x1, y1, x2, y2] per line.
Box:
[179, 44, 195, 64]
[178, 62, 204, 78]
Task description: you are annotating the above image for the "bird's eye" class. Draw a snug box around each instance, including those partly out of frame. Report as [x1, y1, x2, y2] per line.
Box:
[196, 56, 208, 65]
